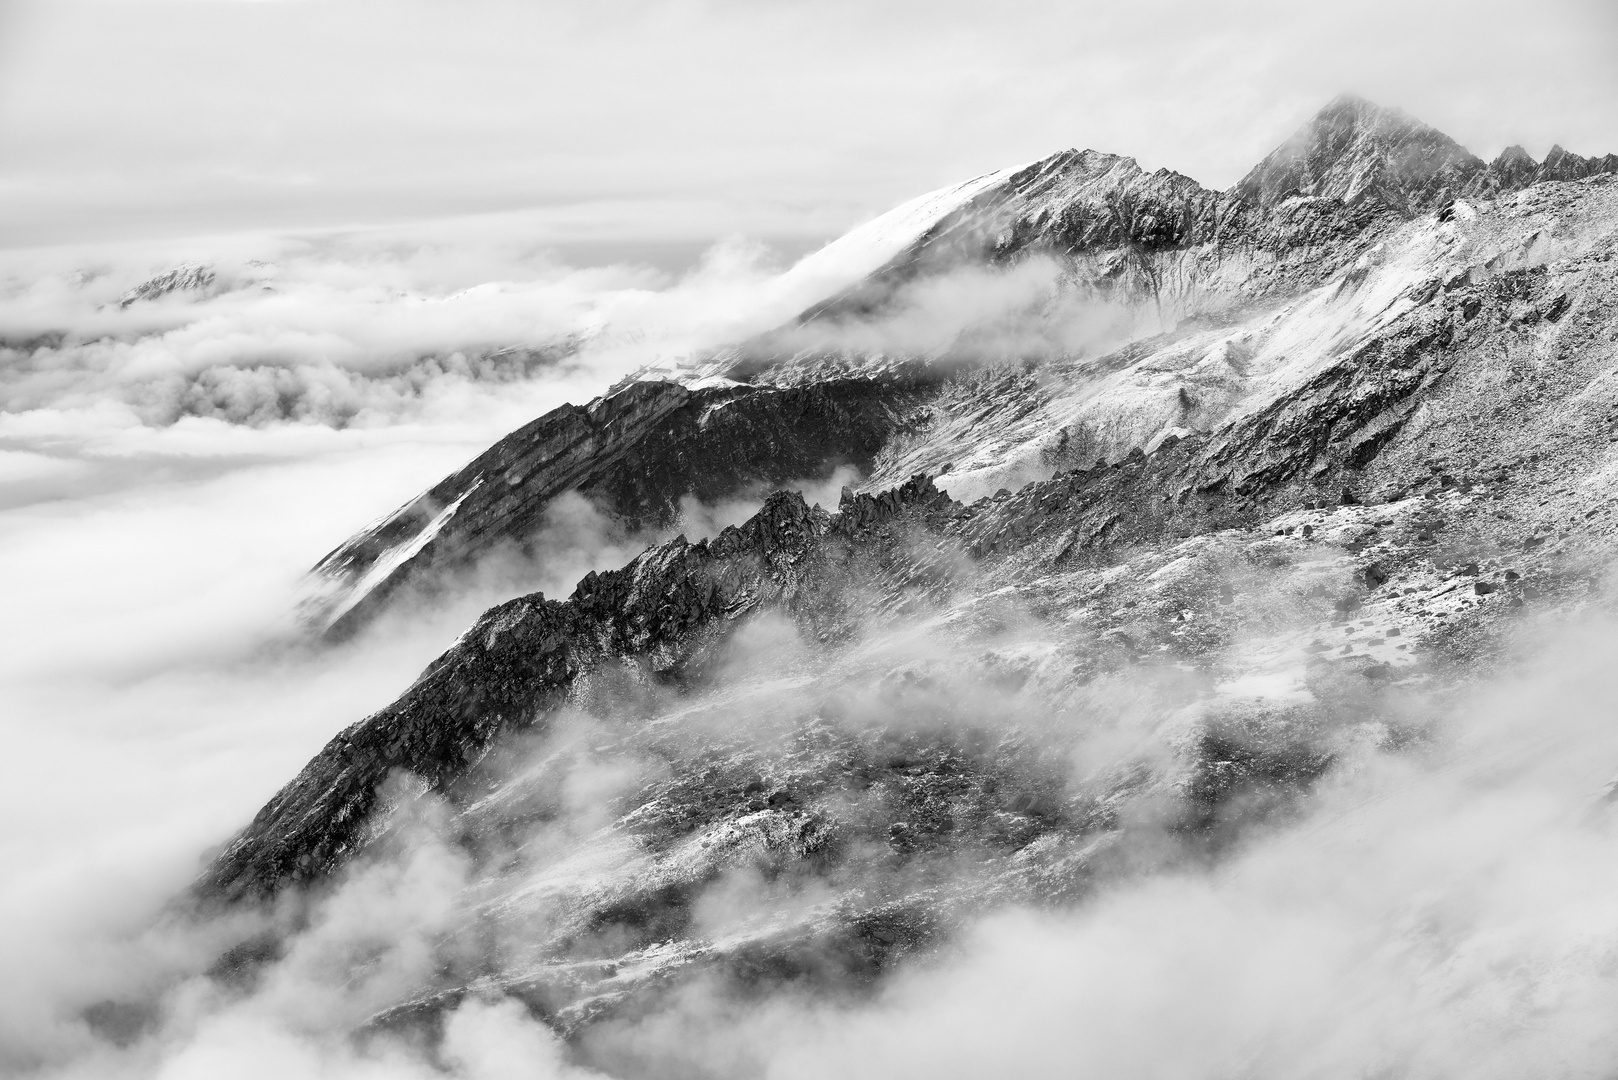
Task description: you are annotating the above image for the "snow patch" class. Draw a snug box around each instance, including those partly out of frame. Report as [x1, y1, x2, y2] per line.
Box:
[322, 480, 482, 627]
[773, 161, 1033, 305]
[1214, 668, 1314, 704]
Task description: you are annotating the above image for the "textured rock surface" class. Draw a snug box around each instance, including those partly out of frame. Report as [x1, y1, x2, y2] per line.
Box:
[306, 376, 935, 638]
[200, 97, 1618, 1060]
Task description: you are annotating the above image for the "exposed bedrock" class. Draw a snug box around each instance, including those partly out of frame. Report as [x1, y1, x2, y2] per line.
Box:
[308, 375, 938, 640]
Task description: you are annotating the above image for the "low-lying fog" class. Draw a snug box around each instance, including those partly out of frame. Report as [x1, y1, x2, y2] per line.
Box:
[6, 218, 1618, 1080]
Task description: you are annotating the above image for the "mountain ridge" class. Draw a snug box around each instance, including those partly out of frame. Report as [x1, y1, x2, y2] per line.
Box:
[178, 97, 1618, 1065]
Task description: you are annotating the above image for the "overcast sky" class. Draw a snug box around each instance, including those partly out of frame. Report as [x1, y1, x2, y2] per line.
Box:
[1, 0, 1616, 253]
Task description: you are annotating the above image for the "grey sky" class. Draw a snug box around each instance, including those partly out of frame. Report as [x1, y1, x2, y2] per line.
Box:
[2, 0, 1615, 251]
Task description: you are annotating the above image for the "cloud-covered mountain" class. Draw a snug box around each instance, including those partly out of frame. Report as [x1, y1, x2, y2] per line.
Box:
[298, 96, 1618, 643]
[50, 96, 1618, 1078]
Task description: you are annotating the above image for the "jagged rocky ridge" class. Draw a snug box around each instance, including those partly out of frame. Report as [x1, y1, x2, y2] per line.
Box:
[197, 96, 1618, 1064]
[302, 97, 1618, 637]
[308, 376, 933, 639]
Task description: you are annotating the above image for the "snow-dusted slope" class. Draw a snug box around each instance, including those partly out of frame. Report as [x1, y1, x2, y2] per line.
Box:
[178, 98, 1618, 1069]
[297, 96, 1618, 640]
[771, 160, 1035, 306]
[858, 179, 1618, 501]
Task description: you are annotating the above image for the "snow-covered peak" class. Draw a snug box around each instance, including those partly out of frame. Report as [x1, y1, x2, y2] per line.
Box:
[771, 160, 1034, 307]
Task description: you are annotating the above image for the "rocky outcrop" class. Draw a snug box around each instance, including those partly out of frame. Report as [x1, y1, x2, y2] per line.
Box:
[207, 479, 960, 901]
[307, 376, 935, 639]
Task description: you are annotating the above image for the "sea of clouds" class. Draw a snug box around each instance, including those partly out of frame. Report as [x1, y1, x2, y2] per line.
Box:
[6, 214, 1618, 1080]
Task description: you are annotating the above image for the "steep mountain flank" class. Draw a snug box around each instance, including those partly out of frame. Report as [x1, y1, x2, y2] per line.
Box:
[306, 376, 936, 639]
[782, 146, 1382, 333]
[308, 156, 1618, 634]
[201, 422, 1618, 1047]
[190, 99, 1618, 1061]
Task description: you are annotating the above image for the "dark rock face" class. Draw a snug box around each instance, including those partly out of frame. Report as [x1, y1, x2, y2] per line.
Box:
[308, 376, 935, 639]
[194, 96, 1618, 1059]
[209, 486, 881, 900]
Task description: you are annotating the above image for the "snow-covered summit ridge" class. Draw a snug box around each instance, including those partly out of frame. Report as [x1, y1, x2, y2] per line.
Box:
[759, 95, 1617, 339]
